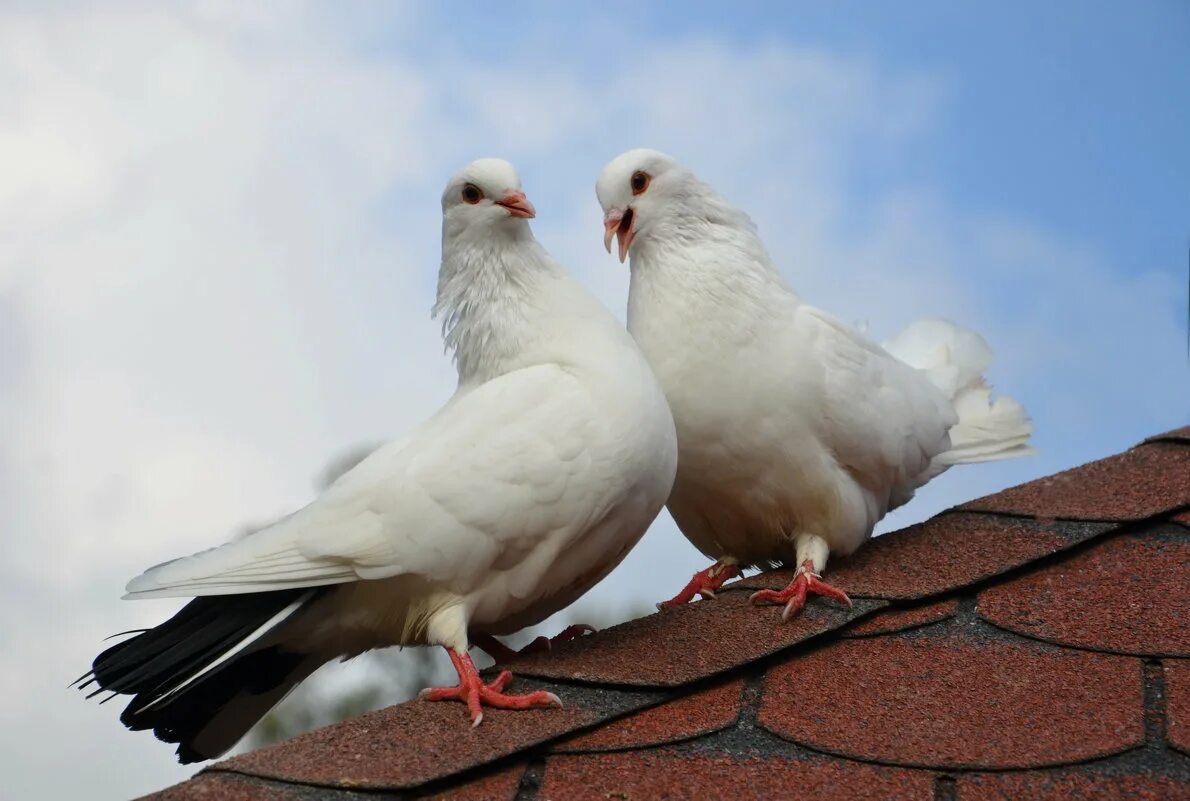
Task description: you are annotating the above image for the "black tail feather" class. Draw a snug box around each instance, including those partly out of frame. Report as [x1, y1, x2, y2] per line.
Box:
[124, 645, 308, 762]
[81, 588, 323, 763]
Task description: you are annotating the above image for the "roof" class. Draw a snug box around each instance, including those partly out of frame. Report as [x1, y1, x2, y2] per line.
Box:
[144, 427, 1190, 801]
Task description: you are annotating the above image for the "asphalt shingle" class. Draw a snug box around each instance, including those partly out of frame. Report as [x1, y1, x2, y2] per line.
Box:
[978, 529, 1190, 657]
[144, 428, 1190, 801]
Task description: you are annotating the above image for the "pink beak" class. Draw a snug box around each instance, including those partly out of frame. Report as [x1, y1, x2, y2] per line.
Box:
[603, 208, 634, 263]
[495, 190, 536, 219]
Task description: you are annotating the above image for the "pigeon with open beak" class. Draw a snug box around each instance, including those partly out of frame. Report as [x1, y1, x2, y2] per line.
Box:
[597, 148, 1033, 621]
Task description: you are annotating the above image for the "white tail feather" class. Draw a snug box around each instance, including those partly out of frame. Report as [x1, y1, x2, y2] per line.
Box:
[884, 319, 1035, 467]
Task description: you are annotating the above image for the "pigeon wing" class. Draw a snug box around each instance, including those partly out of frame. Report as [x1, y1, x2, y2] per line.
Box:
[794, 305, 956, 489]
[124, 363, 612, 598]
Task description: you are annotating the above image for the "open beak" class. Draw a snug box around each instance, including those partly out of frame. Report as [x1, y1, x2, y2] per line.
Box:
[495, 191, 536, 219]
[603, 208, 635, 263]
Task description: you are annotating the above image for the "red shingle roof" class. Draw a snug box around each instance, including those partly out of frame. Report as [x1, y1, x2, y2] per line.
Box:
[142, 428, 1190, 800]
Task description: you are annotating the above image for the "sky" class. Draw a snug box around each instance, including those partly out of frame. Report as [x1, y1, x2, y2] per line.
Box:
[1, 1, 1187, 797]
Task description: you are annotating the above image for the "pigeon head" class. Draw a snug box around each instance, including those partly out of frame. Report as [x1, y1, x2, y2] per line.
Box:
[441, 158, 536, 242]
[595, 148, 692, 263]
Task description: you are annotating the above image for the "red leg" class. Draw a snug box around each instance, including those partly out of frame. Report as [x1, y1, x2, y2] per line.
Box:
[419, 648, 561, 727]
[471, 624, 596, 663]
[658, 560, 741, 609]
[749, 559, 852, 622]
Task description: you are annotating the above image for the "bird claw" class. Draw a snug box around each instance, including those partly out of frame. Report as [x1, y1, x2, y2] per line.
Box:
[519, 623, 597, 656]
[545, 623, 597, 647]
[471, 623, 596, 664]
[749, 559, 852, 622]
[658, 561, 741, 608]
[422, 650, 562, 726]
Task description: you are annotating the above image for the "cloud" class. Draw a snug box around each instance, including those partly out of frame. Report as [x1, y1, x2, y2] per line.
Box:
[0, 4, 453, 796]
[2, 4, 1183, 799]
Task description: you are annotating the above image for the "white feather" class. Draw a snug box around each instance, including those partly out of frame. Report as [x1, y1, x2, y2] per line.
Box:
[597, 149, 1033, 572]
[884, 319, 1036, 467]
[124, 157, 677, 657]
[92, 158, 678, 763]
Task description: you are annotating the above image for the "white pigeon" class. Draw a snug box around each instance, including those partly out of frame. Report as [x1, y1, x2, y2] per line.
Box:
[76, 158, 677, 762]
[596, 149, 1033, 619]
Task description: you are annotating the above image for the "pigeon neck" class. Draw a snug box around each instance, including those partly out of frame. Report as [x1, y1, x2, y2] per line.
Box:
[627, 222, 797, 356]
[435, 231, 557, 384]
[631, 224, 793, 307]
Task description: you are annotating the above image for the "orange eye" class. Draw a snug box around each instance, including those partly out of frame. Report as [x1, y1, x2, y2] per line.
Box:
[462, 184, 483, 204]
[630, 171, 650, 196]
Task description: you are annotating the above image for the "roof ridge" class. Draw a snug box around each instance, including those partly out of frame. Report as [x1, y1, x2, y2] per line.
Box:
[143, 427, 1190, 798]
[1139, 425, 1190, 446]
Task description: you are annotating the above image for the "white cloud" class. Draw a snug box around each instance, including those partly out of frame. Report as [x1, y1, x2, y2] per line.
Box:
[0, 4, 452, 796]
[1, 5, 1184, 799]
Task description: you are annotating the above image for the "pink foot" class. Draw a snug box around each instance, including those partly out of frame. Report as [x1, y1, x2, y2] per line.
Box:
[658, 561, 741, 608]
[419, 648, 561, 727]
[749, 559, 852, 622]
[471, 624, 596, 663]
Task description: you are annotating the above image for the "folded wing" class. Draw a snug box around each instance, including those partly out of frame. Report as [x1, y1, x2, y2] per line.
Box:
[125, 364, 611, 599]
[794, 305, 956, 494]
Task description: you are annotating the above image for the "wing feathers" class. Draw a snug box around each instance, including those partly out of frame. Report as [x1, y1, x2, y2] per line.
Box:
[122, 364, 602, 601]
[124, 530, 358, 598]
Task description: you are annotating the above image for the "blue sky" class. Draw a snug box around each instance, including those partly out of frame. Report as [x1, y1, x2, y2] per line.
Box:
[433, 0, 1190, 289]
[390, 2, 1190, 467]
[0, 2, 1186, 798]
[424, 0, 1190, 269]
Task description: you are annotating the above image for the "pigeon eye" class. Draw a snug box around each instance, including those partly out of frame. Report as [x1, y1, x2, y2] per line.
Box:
[630, 171, 651, 196]
[461, 184, 484, 204]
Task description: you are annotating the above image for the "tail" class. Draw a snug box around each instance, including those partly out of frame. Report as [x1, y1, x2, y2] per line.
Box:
[883, 319, 1035, 467]
[75, 588, 325, 763]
